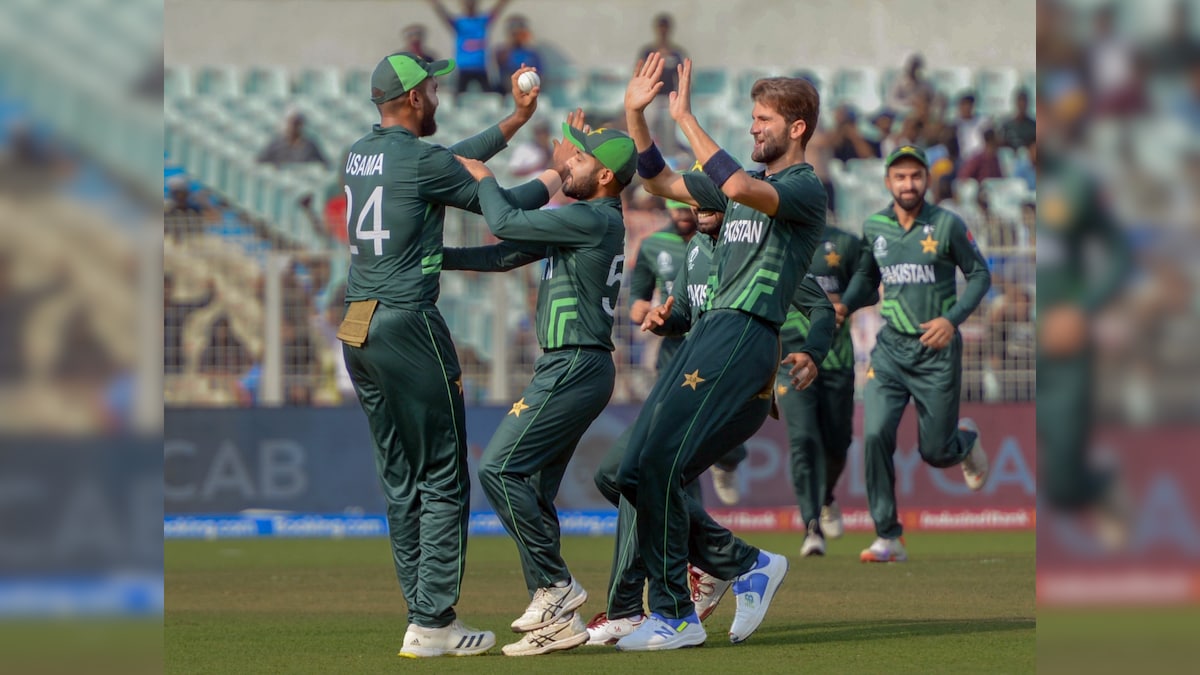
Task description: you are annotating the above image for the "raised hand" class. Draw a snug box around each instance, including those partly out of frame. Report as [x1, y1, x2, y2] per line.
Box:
[640, 296, 674, 332]
[510, 64, 539, 120]
[550, 108, 586, 177]
[456, 156, 494, 181]
[625, 53, 665, 113]
[667, 58, 693, 122]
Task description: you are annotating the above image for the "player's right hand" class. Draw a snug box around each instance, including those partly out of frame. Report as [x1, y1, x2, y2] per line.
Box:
[626, 53, 665, 113]
[640, 296, 673, 332]
[509, 64, 539, 119]
[833, 302, 848, 329]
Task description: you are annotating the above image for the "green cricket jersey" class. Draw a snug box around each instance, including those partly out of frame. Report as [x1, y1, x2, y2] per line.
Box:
[442, 179, 626, 351]
[658, 232, 836, 364]
[681, 164, 827, 329]
[780, 225, 867, 370]
[630, 225, 689, 366]
[1035, 155, 1131, 316]
[344, 123, 549, 309]
[843, 201, 991, 334]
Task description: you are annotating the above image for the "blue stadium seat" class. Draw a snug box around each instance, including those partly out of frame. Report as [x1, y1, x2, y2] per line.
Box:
[582, 66, 629, 114]
[165, 66, 194, 98]
[929, 67, 974, 102]
[295, 67, 343, 99]
[244, 66, 289, 97]
[831, 67, 882, 115]
[975, 67, 1019, 118]
[343, 68, 372, 99]
[195, 66, 241, 97]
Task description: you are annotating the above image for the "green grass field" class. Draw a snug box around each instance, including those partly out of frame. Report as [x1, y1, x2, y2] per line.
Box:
[166, 531, 1034, 673]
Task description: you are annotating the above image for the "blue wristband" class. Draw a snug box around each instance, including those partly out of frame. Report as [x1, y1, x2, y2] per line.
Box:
[702, 149, 742, 188]
[637, 144, 667, 179]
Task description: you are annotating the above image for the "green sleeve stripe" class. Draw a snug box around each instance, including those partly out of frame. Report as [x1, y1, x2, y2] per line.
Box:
[421, 253, 443, 275]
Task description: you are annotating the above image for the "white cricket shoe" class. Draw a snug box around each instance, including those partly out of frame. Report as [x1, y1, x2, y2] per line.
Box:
[820, 500, 844, 539]
[614, 612, 706, 651]
[959, 418, 989, 491]
[710, 466, 740, 505]
[398, 620, 495, 658]
[688, 564, 732, 621]
[800, 521, 826, 557]
[728, 551, 789, 644]
[502, 611, 589, 656]
[585, 611, 645, 645]
[859, 537, 907, 563]
[510, 577, 587, 632]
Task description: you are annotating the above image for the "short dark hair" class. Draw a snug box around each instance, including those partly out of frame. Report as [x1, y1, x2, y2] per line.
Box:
[750, 77, 820, 149]
[960, 93, 976, 105]
[654, 13, 673, 27]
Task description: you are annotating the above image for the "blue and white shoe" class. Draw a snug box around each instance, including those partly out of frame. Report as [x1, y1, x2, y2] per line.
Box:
[728, 551, 789, 644]
[614, 612, 706, 651]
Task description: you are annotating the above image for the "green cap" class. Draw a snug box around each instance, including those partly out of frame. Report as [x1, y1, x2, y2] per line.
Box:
[665, 199, 691, 209]
[370, 52, 455, 104]
[562, 124, 637, 186]
[884, 144, 928, 169]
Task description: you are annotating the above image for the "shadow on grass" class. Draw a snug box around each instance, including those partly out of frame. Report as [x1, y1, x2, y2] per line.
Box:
[744, 617, 1036, 647]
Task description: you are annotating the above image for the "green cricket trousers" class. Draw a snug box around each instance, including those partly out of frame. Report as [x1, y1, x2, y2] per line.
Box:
[478, 346, 615, 595]
[863, 326, 978, 539]
[342, 306, 469, 629]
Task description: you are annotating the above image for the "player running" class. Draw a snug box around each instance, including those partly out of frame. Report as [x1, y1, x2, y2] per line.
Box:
[627, 198, 747, 505]
[612, 53, 827, 650]
[445, 114, 634, 656]
[338, 52, 556, 658]
[588, 204, 835, 646]
[776, 224, 875, 557]
[838, 145, 992, 563]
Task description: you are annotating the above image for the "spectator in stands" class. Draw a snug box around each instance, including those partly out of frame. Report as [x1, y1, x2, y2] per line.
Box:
[885, 53, 935, 114]
[164, 275, 214, 374]
[1150, 1, 1200, 75]
[985, 272, 1034, 402]
[402, 24, 439, 63]
[164, 176, 217, 237]
[494, 15, 543, 96]
[638, 13, 688, 154]
[953, 92, 988, 160]
[957, 128, 1005, 182]
[256, 109, 328, 167]
[869, 109, 897, 157]
[506, 119, 553, 177]
[1013, 140, 1036, 191]
[828, 104, 879, 161]
[198, 315, 250, 376]
[1088, 3, 1146, 116]
[999, 88, 1036, 149]
[282, 320, 319, 406]
[428, 0, 511, 94]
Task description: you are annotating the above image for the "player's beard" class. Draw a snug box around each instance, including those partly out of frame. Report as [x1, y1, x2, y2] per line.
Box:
[562, 169, 598, 200]
[419, 99, 438, 137]
[672, 212, 697, 236]
[751, 129, 786, 164]
[892, 189, 924, 211]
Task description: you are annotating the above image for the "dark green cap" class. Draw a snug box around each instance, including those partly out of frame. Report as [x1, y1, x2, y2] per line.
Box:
[884, 144, 928, 169]
[370, 52, 455, 104]
[562, 124, 637, 186]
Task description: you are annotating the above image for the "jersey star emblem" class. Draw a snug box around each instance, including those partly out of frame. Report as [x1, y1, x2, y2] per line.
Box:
[508, 398, 531, 417]
[867, 366, 875, 379]
[824, 249, 841, 267]
[455, 377, 463, 395]
[681, 370, 706, 390]
[776, 384, 788, 396]
[920, 234, 938, 254]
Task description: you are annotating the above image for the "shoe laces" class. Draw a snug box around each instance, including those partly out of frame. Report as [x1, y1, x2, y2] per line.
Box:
[688, 567, 714, 602]
[585, 612, 608, 629]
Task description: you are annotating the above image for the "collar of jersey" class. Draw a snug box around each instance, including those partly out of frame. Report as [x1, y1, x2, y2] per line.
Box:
[372, 123, 415, 136]
[750, 162, 813, 180]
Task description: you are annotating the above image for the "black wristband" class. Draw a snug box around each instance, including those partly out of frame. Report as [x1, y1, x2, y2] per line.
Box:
[702, 149, 742, 188]
[637, 144, 667, 179]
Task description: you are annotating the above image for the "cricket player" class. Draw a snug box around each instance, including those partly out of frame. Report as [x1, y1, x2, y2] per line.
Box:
[777, 224, 875, 557]
[446, 118, 635, 656]
[588, 205, 835, 646]
[839, 145, 992, 563]
[613, 54, 826, 650]
[627, 199, 747, 504]
[338, 53, 557, 658]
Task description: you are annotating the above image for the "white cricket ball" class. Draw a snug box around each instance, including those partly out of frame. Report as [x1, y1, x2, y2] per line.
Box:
[518, 70, 540, 93]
